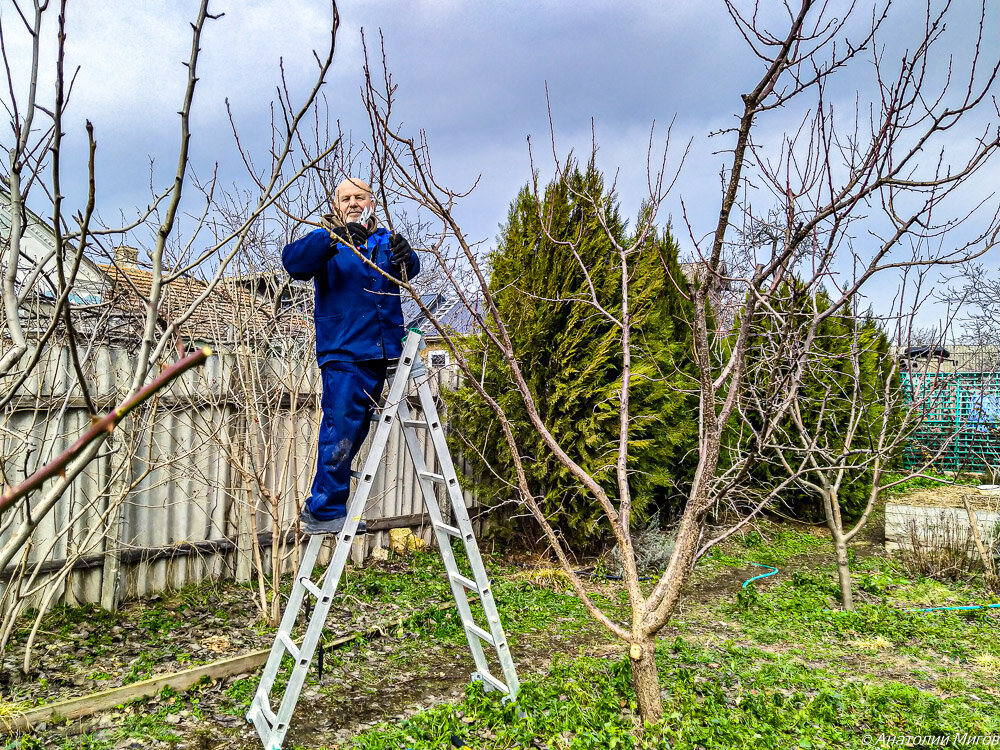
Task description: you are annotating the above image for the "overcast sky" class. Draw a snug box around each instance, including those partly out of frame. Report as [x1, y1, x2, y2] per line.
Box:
[4, 0, 997, 327]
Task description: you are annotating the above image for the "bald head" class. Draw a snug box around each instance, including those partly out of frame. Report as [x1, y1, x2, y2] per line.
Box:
[335, 178, 375, 226]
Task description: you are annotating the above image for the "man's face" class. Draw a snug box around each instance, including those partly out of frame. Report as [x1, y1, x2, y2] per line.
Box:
[336, 179, 374, 223]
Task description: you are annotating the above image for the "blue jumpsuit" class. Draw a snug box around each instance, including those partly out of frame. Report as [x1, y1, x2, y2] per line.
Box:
[282, 226, 420, 520]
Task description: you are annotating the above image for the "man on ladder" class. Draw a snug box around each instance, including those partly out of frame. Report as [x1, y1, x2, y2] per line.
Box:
[250, 180, 520, 750]
[282, 177, 419, 535]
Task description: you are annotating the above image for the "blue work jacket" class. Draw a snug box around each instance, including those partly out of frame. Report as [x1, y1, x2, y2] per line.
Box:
[282, 227, 420, 364]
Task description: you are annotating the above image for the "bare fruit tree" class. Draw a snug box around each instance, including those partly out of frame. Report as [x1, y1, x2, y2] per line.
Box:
[189, 231, 319, 628]
[749, 286, 971, 610]
[351, 0, 999, 726]
[0, 0, 343, 666]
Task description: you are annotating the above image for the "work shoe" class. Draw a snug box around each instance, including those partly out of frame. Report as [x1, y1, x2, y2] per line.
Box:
[299, 507, 366, 536]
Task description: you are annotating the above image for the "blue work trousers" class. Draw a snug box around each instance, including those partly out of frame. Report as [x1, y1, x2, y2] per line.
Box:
[307, 360, 388, 520]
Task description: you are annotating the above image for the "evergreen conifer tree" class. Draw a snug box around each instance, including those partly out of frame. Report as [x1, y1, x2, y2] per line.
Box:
[733, 282, 901, 520]
[446, 163, 699, 548]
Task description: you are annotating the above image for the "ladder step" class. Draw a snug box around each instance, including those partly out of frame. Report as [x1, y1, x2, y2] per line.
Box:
[402, 419, 426, 428]
[277, 631, 300, 661]
[419, 471, 446, 484]
[449, 571, 480, 593]
[464, 622, 496, 647]
[476, 669, 511, 695]
[300, 577, 327, 602]
[433, 521, 462, 538]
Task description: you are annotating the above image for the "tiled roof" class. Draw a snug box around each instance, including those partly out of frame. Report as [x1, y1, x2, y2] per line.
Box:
[97, 263, 306, 346]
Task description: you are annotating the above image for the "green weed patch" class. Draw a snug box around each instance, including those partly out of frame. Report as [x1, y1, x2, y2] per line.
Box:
[703, 526, 829, 571]
[345, 638, 997, 749]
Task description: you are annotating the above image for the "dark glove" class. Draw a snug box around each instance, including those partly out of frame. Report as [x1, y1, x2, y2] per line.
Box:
[390, 233, 412, 267]
[345, 222, 370, 247]
[330, 222, 370, 248]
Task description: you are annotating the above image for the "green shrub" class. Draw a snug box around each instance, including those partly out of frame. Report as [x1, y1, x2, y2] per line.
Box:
[446, 163, 698, 548]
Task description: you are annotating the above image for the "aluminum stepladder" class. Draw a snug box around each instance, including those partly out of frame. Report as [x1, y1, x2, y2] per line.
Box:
[246, 329, 520, 750]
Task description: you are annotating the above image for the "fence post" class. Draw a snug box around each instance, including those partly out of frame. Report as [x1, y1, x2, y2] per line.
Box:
[232, 402, 255, 583]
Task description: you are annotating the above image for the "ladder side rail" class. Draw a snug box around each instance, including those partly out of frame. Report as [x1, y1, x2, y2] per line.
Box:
[413, 376, 521, 698]
[251, 713, 273, 749]
[396, 398, 494, 678]
[412, 380, 480, 542]
[251, 534, 325, 717]
[268, 513, 363, 748]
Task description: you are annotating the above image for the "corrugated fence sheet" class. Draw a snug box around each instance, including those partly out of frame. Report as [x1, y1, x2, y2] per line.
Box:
[0, 343, 476, 613]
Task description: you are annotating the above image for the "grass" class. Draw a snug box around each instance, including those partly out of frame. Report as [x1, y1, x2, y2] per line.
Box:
[337, 524, 999, 749]
[6, 522, 1000, 749]
[700, 526, 829, 571]
[342, 639, 996, 749]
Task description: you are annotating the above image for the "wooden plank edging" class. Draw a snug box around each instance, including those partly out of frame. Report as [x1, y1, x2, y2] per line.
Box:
[3, 601, 460, 735]
[3, 646, 273, 734]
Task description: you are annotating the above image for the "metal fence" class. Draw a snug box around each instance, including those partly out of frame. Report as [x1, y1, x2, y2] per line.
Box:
[0, 343, 473, 612]
[901, 371, 1000, 471]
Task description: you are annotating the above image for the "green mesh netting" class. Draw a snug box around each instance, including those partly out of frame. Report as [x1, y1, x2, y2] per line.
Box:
[902, 372, 1000, 472]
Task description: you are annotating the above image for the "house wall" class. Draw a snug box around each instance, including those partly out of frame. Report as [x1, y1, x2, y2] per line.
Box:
[0, 344, 475, 612]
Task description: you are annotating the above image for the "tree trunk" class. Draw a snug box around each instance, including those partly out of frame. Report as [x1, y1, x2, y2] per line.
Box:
[100, 422, 135, 611]
[629, 637, 662, 726]
[834, 535, 854, 611]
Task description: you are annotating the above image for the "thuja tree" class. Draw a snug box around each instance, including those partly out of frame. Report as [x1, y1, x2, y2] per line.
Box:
[446, 165, 698, 548]
[736, 283, 901, 523]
